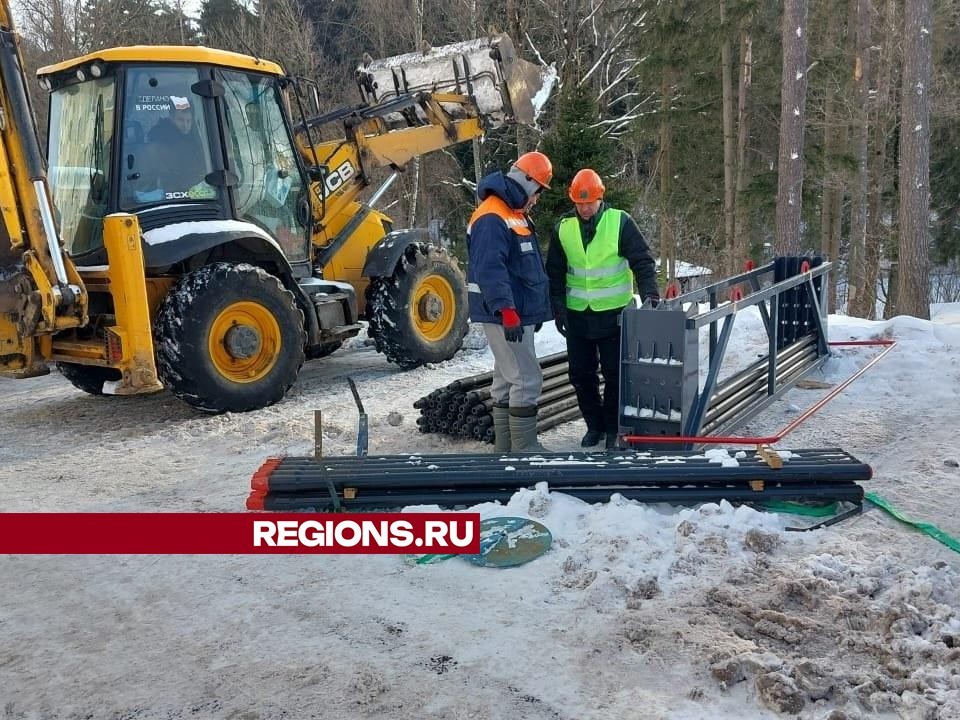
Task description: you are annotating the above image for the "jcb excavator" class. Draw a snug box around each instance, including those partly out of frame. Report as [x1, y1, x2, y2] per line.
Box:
[0, 12, 552, 411]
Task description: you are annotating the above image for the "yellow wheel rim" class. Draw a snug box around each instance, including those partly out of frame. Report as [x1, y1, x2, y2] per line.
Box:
[208, 301, 281, 383]
[410, 274, 456, 342]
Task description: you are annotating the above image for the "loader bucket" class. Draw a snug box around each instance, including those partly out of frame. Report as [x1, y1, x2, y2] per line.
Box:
[355, 34, 555, 129]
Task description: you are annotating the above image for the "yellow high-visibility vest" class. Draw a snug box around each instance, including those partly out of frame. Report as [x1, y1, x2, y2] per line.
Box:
[559, 208, 633, 311]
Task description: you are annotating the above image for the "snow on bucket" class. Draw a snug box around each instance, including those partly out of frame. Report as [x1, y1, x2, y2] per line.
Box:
[355, 34, 555, 128]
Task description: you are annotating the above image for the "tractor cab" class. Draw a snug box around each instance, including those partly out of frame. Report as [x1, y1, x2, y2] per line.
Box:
[39, 47, 312, 273]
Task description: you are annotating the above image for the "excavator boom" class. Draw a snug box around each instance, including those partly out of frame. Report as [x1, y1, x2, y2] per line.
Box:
[0, 2, 87, 377]
[296, 33, 555, 263]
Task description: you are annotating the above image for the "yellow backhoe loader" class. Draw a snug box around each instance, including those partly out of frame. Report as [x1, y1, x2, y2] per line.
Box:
[0, 16, 553, 412]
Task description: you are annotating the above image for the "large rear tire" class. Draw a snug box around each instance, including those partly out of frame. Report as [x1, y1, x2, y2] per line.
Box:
[155, 262, 306, 413]
[56, 362, 121, 396]
[366, 244, 468, 369]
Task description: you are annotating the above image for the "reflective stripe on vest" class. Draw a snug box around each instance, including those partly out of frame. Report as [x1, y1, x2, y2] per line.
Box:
[468, 195, 531, 236]
[558, 208, 634, 311]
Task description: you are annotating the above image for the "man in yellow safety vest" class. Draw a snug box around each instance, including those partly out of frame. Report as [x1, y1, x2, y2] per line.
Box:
[546, 169, 659, 449]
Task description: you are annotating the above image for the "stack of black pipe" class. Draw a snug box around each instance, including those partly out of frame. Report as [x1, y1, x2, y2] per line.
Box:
[414, 352, 600, 443]
[246, 448, 872, 511]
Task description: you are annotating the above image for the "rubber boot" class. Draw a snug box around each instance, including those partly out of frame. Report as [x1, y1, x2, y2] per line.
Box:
[509, 406, 547, 453]
[492, 404, 511, 452]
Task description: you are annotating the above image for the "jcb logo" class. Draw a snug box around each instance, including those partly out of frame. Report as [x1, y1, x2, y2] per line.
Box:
[324, 161, 356, 194]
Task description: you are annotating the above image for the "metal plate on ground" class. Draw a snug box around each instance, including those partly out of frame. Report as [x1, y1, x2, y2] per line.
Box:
[463, 517, 552, 568]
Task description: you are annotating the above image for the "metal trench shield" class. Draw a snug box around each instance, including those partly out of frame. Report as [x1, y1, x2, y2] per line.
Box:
[463, 517, 552, 568]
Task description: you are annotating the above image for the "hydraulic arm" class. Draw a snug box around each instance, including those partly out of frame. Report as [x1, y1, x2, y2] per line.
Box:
[0, 3, 87, 377]
[294, 33, 553, 266]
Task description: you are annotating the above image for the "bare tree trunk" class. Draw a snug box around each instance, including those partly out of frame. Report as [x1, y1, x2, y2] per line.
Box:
[720, 0, 736, 275]
[896, 0, 932, 319]
[507, 0, 524, 154]
[774, 0, 810, 256]
[865, 0, 897, 319]
[848, 0, 874, 318]
[884, 261, 899, 318]
[862, 170, 884, 319]
[819, 6, 843, 311]
[659, 67, 675, 282]
[406, 0, 425, 227]
[470, 141, 483, 186]
[176, 0, 186, 44]
[470, 0, 483, 186]
[733, 25, 753, 273]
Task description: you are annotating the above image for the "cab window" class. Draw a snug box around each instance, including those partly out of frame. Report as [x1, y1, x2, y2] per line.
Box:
[47, 77, 115, 256]
[220, 70, 309, 263]
[119, 67, 218, 208]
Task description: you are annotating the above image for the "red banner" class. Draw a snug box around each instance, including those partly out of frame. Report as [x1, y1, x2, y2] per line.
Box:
[0, 513, 481, 554]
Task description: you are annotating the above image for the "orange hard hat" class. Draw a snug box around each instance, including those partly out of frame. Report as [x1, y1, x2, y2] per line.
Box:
[569, 169, 605, 203]
[512, 151, 553, 189]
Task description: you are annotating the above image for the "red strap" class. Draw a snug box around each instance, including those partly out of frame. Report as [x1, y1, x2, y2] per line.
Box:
[501, 307, 521, 328]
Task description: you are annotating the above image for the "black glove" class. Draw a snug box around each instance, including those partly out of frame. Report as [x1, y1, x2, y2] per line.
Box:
[504, 325, 524, 342]
[648, 294, 660, 308]
[554, 311, 568, 337]
[534, 322, 543, 333]
[501, 307, 524, 343]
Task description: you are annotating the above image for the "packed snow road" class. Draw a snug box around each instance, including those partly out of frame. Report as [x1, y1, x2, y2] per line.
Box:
[2, 310, 960, 719]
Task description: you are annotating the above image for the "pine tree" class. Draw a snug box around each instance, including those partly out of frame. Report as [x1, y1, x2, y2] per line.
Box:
[537, 84, 636, 245]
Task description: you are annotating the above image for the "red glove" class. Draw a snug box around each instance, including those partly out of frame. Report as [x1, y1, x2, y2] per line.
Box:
[500, 308, 524, 343]
[501, 308, 521, 328]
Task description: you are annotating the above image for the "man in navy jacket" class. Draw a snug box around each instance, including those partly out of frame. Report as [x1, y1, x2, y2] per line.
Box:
[467, 151, 553, 452]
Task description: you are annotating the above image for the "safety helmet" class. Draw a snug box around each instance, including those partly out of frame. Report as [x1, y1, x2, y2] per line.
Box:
[568, 169, 605, 203]
[511, 151, 553, 189]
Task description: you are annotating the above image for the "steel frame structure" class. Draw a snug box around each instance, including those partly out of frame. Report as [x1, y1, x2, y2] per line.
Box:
[619, 257, 832, 448]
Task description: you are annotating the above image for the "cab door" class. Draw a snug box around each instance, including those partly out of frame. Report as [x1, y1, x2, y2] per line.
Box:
[216, 70, 311, 266]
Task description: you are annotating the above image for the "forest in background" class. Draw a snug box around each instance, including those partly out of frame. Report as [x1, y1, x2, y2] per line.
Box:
[12, 0, 959, 319]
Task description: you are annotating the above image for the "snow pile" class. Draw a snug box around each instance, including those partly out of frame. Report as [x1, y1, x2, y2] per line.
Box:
[702, 552, 960, 718]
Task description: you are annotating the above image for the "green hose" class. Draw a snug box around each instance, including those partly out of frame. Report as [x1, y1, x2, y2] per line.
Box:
[864, 492, 960, 554]
[761, 495, 959, 553]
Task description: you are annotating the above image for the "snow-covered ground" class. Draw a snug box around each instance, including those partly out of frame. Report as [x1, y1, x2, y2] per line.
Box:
[2, 305, 960, 719]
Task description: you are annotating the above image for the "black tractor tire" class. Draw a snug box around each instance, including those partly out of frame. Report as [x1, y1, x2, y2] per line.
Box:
[366, 244, 468, 369]
[56, 362, 121, 396]
[154, 262, 306, 413]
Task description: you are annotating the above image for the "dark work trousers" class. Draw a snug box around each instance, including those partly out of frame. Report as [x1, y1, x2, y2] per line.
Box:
[567, 331, 621, 434]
